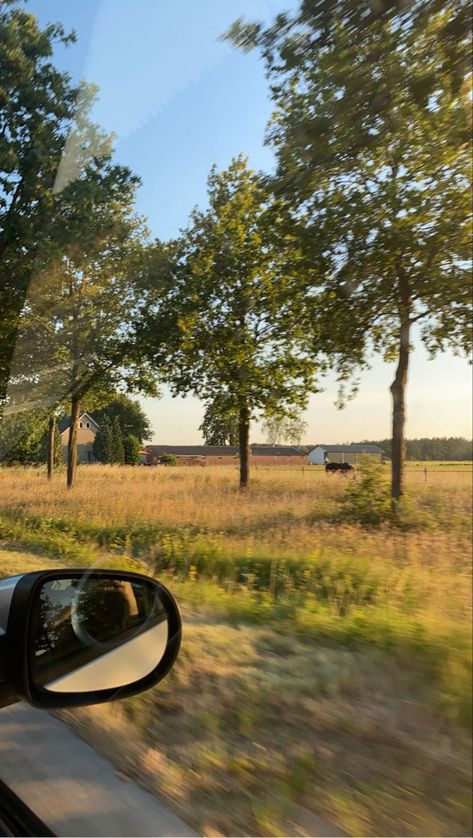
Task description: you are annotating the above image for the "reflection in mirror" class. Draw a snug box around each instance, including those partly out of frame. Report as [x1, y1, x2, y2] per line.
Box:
[31, 576, 168, 692]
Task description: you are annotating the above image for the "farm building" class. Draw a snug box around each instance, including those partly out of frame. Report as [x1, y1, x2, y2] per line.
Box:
[58, 412, 100, 463]
[145, 444, 307, 466]
[308, 444, 384, 465]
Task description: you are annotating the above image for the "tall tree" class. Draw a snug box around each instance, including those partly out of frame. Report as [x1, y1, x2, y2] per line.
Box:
[110, 416, 125, 464]
[0, 1, 79, 403]
[123, 433, 141, 465]
[199, 396, 239, 445]
[228, 0, 472, 502]
[92, 416, 114, 464]
[9, 144, 156, 487]
[143, 157, 317, 488]
[262, 412, 308, 446]
[90, 394, 151, 443]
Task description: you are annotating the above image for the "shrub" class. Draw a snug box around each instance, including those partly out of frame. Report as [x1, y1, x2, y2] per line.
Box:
[160, 453, 178, 466]
[341, 458, 391, 525]
[124, 433, 141, 465]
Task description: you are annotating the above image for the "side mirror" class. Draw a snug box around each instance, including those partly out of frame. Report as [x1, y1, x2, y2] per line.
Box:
[0, 569, 181, 709]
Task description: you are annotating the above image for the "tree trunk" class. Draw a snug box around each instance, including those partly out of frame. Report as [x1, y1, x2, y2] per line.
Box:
[47, 415, 56, 480]
[238, 404, 250, 490]
[390, 312, 410, 504]
[67, 397, 80, 488]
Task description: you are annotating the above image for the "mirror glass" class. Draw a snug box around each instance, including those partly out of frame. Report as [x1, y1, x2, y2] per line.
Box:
[30, 575, 168, 693]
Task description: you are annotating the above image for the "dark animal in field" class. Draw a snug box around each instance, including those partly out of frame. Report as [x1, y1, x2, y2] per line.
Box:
[325, 461, 354, 474]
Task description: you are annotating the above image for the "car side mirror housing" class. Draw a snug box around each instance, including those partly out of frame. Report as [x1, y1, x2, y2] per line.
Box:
[0, 569, 181, 709]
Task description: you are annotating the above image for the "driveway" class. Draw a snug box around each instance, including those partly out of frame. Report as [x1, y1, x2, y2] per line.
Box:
[0, 703, 196, 837]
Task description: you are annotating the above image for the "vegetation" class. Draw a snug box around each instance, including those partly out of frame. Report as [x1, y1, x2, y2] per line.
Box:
[199, 397, 240, 446]
[159, 452, 178, 466]
[90, 395, 152, 443]
[92, 415, 141, 465]
[262, 412, 308, 447]
[123, 433, 142, 465]
[227, 0, 472, 502]
[142, 157, 317, 488]
[0, 2, 471, 834]
[363, 436, 472, 462]
[0, 464, 471, 835]
[0, 407, 62, 466]
[0, 1, 78, 403]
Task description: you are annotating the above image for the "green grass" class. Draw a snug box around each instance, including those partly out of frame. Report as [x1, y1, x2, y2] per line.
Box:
[0, 465, 471, 836]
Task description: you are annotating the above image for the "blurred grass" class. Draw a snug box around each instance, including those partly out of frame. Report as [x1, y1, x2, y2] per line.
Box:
[0, 464, 471, 835]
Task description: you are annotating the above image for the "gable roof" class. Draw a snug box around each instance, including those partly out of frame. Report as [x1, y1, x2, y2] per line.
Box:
[311, 444, 384, 454]
[57, 412, 99, 434]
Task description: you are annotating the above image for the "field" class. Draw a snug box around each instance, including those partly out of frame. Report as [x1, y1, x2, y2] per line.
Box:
[0, 464, 472, 836]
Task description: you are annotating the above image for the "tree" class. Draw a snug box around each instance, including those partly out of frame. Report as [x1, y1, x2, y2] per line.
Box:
[0, 408, 49, 464]
[90, 395, 151, 443]
[262, 412, 308, 446]
[124, 433, 141, 465]
[362, 437, 473, 461]
[0, 1, 82, 405]
[111, 416, 125, 464]
[227, 1, 472, 502]
[10, 142, 156, 487]
[199, 397, 239, 445]
[92, 417, 114, 463]
[45, 415, 63, 478]
[143, 157, 316, 488]
[1, 5, 157, 485]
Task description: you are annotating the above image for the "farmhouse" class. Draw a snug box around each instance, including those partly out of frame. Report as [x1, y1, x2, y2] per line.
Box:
[308, 444, 384, 465]
[58, 412, 99, 463]
[145, 444, 307, 466]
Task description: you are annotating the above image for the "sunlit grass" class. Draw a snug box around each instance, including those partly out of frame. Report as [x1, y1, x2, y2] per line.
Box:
[1, 464, 471, 836]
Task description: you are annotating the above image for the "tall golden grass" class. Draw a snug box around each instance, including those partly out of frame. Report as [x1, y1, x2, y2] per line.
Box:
[0, 464, 471, 836]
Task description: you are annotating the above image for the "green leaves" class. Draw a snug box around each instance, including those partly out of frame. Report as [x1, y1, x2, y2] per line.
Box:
[143, 157, 318, 483]
[199, 397, 240, 446]
[228, 0, 472, 497]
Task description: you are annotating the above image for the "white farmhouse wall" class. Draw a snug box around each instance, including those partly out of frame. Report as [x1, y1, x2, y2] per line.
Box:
[308, 447, 326, 465]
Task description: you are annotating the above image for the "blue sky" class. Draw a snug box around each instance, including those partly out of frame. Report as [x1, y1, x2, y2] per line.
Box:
[28, 0, 472, 443]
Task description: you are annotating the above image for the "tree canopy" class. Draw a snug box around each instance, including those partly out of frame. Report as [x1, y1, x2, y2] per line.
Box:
[90, 395, 151, 444]
[142, 157, 318, 487]
[1, 0, 79, 403]
[227, 0, 472, 500]
[199, 397, 240, 446]
[362, 437, 473, 461]
[262, 412, 308, 446]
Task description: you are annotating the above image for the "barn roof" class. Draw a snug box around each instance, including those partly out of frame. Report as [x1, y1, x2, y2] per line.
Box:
[145, 444, 306, 457]
[251, 445, 306, 456]
[146, 445, 239, 457]
[311, 443, 384, 454]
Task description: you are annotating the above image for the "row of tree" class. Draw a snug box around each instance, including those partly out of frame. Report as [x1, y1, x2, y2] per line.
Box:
[92, 418, 141, 465]
[362, 437, 473, 462]
[1, 0, 471, 502]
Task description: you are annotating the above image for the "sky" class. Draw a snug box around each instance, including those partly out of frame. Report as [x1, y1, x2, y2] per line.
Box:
[27, 0, 472, 444]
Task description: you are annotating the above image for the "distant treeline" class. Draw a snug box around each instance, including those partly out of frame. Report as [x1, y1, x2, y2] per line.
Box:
[361, 438, 472, 461]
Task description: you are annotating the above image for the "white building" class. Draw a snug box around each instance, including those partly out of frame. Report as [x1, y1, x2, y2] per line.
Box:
[308, 444, 384, 465]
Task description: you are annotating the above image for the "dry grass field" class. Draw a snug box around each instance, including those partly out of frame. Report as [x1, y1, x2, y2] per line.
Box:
[0, 463, 472, 836]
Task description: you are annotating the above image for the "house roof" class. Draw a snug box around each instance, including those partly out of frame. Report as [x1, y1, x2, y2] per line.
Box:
[145, 444, 306, 457]
[311, 444, 384, 454]
[57, 412, 98, 434]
